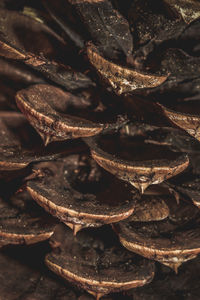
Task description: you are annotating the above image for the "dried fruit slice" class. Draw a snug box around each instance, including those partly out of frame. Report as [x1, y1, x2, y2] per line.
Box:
[130, 193, 170, 222]
[46, 224, 155, 299]
[159, 101, 200, 141]
[16, 84, 126, 145]
[0, 190, 56, 247]
[0, 111, 81, 171]
[87, 44, 167, 95]
[0, 9, 94, 91]
[85, 131, 189, 193]
[27, 154, 136, 234]
[117, 196, 200, 272]
[164, 0, 200, 24]
[68, 0, 133, 59]
[0, 249, 77, 299]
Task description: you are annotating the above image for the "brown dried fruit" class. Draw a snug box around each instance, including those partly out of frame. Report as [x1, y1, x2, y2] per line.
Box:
[159, 101, 200, 142]
[87, 44, 167, 95]
[117, 196, 200, 272]
[27, 154, 137, 234]
[46, 224, 155, 299]
[0, 190, 56, 247]
[0, 111, 82, 170]
[16, 84, 126, 145]
[85, 130, 189, 193]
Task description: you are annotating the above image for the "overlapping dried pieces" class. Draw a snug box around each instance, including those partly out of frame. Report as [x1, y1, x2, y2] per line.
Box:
[170, 174, 200, 209]
[0, 111, 81, 170]
[0, 9, 94, 91]
[130, 193, 170, 222]
[46, 224, 155, 299]
[16, 84, 125, 145]
[27, 154, 137, 234]
[0, 250, 77, 299]
[117, 196, 200, 272]
[0, 190, 56, 247]
[159, 101, 200, 142]
[163, 0, 200, 24]
[85, 131, 189, 193]
[131, 256, 200, 300]
[87, 44, 167, 95]
[68, 0, 133, 60]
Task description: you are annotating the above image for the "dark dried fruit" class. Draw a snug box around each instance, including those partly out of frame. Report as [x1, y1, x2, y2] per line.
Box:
[0, 190, 56, 247]
[16, 84, 126, 145]
[27, 154, 137, 234]
[46, 224, 155, 299]
[85, 130, 189, 193]
[117, 196, 200, 272]
[0, 111, 82, 170]
[87, 44, 167, 95]
[159, 101, 200, 142]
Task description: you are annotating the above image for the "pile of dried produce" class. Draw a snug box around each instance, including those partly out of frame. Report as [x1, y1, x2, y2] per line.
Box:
[0, 0, 200, 299]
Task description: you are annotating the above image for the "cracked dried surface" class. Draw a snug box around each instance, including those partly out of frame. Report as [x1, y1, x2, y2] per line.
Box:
[27, 154, 137, 232]
[46, 224, 155, 298]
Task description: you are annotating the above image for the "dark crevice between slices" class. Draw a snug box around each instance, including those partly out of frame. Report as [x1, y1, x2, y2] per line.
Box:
[16, 84, 127, 145]
[27, 153, 137, 235]
[0, 190, 57, 247]
[46, 224, 155, 299]
[84, 128, 189, 193]
[0, 111, 85, 171]
[116, 195, 200, 272]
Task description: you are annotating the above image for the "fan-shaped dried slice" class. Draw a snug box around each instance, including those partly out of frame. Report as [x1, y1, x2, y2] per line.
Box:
[68, 0, 133, 60]
[0, 111, 82, 171]
[46, 224, 155, 299]
[159, 101, 200, 142]
[0, 250, 77, 299]
[116, 196, 200, 272]
[27, 154, 137, 234]
[0, 9, 94, 91]
[164, 0, 200, 24]
[85, 132, 189, 193]
[87, 44, 167, 95]
[16, 84, 126, 145]
[0, 190, 56, 247]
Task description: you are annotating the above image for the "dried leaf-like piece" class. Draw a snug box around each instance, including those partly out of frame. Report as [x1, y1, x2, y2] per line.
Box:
[170, 174, 200, 209]
[0, 250, 77, 299]
[27, 154, 136, 234]
[117, 196, 200, 272]
[0, 190, 56, 247]
[68, 0, 133, 59]
[159, 101, 200, 142]
[164, 0, 200, 24]
[130, 193, 170, 222]
[0, 9, 94, 91]
[16, 84, 125, 145]
[87, 44, 167, 95]
[85, 130, 189, 193]
[0, 111, 81, 171]
[46, 224, 155, 299]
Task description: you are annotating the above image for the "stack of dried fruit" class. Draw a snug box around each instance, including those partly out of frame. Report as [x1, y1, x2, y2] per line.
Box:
[0, 0, 200, 299]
